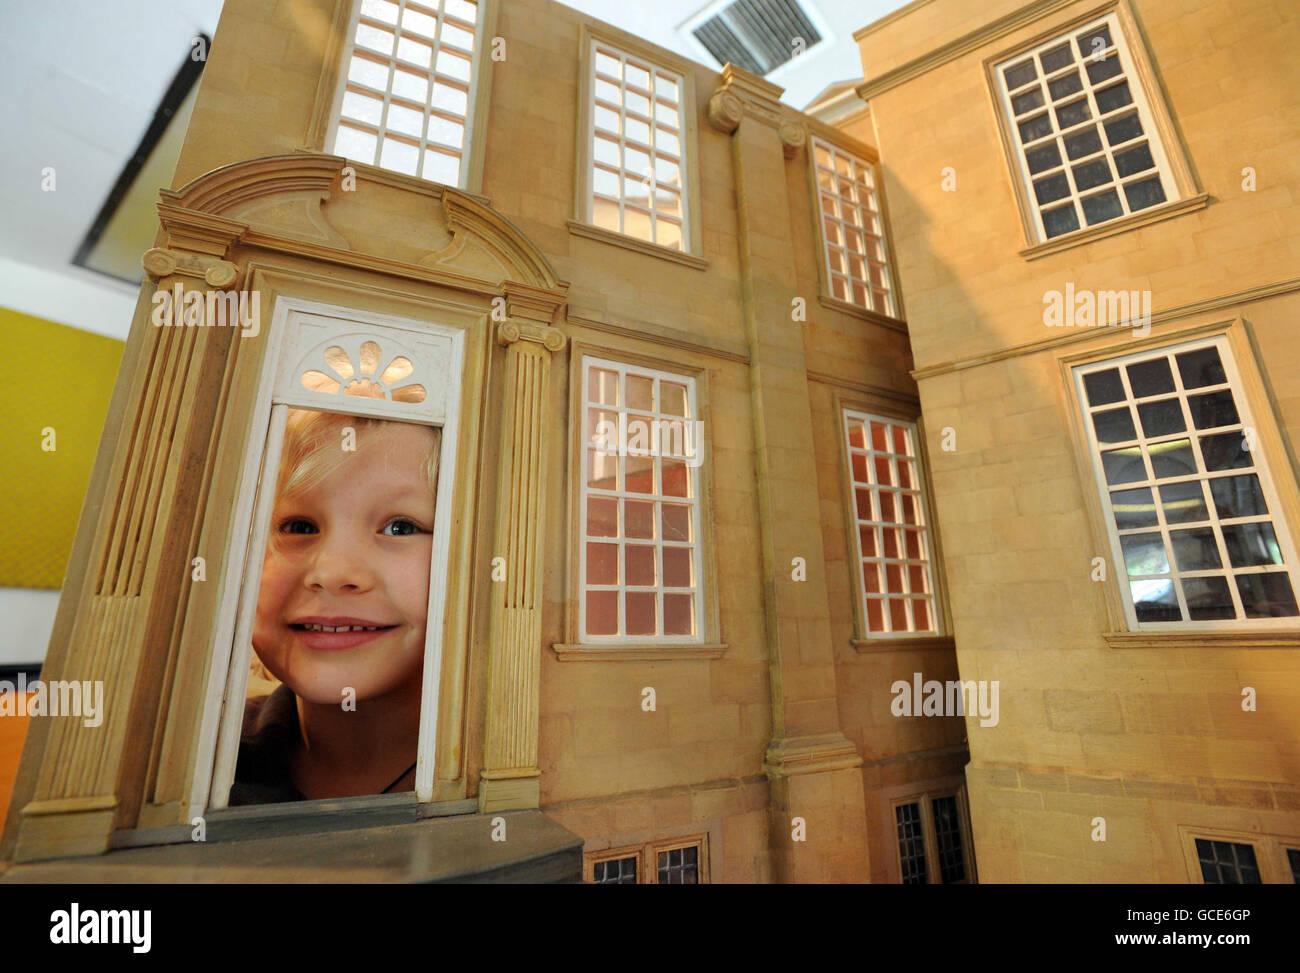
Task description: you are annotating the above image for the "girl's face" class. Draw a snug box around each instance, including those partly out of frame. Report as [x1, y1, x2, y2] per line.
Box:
[252, 421, 438, 706]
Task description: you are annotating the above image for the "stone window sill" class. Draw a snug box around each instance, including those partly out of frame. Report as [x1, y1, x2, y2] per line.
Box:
[565, 220, 709, 270]
[1104, 630, 1300, 650]
[1019, 193, 1210, 261]
[0, 810, 582, 883]
[817, 294, 909, 333]
[851, 635, 956, 653]
[552, 642, 727, 661]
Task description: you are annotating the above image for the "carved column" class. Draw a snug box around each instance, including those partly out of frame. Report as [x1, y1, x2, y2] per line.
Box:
[10, 209, 246, 862]
[707, 65, 869, 882]
[478, 282, 567, 813]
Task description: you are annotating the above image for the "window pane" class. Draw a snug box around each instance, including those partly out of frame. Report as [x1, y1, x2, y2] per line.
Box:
[1222, 523, 1283, 568]
[1159, 481, 1208, 524]
[1209, 474, 1267, 519]
[1181, 576, 1235, 620]
[1127, 358, 1175, 397]
[1137, 398, 1185, 438]
[1170, 528, 1221, 571]
[1110, 487, 1157, 529]
[1236, 572, 1299, 618]
[895, 802, 928, 884]
[1176, 347, 1227, 388]
[1080, 189, 1123, 225]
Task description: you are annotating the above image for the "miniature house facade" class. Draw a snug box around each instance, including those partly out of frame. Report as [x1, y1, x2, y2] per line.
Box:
[856, 0, 1300, 882]
[1, 0, 975, 883]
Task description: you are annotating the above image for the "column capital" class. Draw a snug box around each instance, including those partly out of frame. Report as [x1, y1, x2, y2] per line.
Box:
[708, 63, 787, 131]
[497, 319, 566, 352]
[142, 247, 242, 287]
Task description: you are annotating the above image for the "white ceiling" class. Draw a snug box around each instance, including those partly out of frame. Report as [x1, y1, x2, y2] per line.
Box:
[555, 0, 904, 108]
[0, 0, 900, 339]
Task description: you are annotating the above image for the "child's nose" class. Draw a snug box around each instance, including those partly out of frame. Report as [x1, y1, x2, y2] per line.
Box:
[303, 533, 377, 593]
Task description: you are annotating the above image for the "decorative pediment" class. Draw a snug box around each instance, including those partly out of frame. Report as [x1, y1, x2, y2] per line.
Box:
[157, 153, 565, 293]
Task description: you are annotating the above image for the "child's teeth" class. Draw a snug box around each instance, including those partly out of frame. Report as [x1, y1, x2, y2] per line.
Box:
[303, 624, 382, 632]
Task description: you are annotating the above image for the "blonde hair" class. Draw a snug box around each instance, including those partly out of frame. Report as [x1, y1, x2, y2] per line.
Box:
[276, 409, 442, 501]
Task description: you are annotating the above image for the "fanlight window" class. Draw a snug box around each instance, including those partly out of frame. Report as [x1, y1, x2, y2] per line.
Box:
[300, 340, 427, 403]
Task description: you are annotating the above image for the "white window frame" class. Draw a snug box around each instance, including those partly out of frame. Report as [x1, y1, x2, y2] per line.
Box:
[581, 37, 691, 252]
[843, 408, 942, 639]
[991, 10, 1180, 244]
[324, 0, 488, 188]
[192, 297, 464, 814]
[579, 355, 705, 644]
[811, 136, 897, 317]
[1073, 334, 1300, 631]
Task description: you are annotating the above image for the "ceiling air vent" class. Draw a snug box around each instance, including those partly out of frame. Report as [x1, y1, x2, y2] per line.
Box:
[692, 0, 823, 76]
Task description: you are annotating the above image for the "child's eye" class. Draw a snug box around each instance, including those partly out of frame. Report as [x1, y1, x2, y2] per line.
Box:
[381, 518, 427, 536]
[279, 518, 317, 535]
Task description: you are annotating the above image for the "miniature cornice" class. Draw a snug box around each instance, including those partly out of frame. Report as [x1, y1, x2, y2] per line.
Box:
[161, 153, 346, 215]
[709, 63, 787, 130]
[442, 189, 566, 292]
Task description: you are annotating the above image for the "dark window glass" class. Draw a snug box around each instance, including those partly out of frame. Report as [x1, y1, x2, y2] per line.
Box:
[1122, 532, 1169, 576]
[1114, 143, 1155, 178]
[1288, 848, 1300, 883]
[1196, 838, 1261, 884]
[1081, 188, 1123, 225]
[1187, 390, 1239, 430]
[1093, 406, 1137, 446]
[1040, 43, 1074, 73]
[1137, 398, 1185, 438]
[1132, 579, 1179, 621]
[1236, 571, 1299, 618]
[1084, 368, 1126, 406]
[1104, 111, 1144, 146]
[657, 845, 699, 884]
[1222, 522, 1283, 568]
[1159, 481, 1209, 524]
[1055, 97, 1092, 129]
[896, 802, 928, 884]
[1176, 347, 1227, 389]
[1072, 158, 1114, 191]
[1034, 172, 1071, 205]
[1076, 23, 1113, 58]
[1019, 112, 1054, 144]
[1085, 53, 1123, 84]
[1026, 141, 1063, 174]
[1171, 527, 1222, 572]
[1095, 80, 1134, 114]
[1012, 87, 1045, 116]
[593, 855, 638, 884]
[1200, 432, 1251, 472]
[1209, 474, 1268, 520]
[932, 796, 967, 884]
[1111, 487, 1158, 530]
[1004, 59, 1037, 90]
[1042, 202, 1080, 238]
[1150, 438, 1195, 479]
[1182, 576, 1235, 620]
[1124, 175, 1167, 211]
[1064, 126, 1103, 160]
[1127, 358, 1175, 397]
[1048, 70, 1083, 101]
[1102, 446, 1146, 485]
